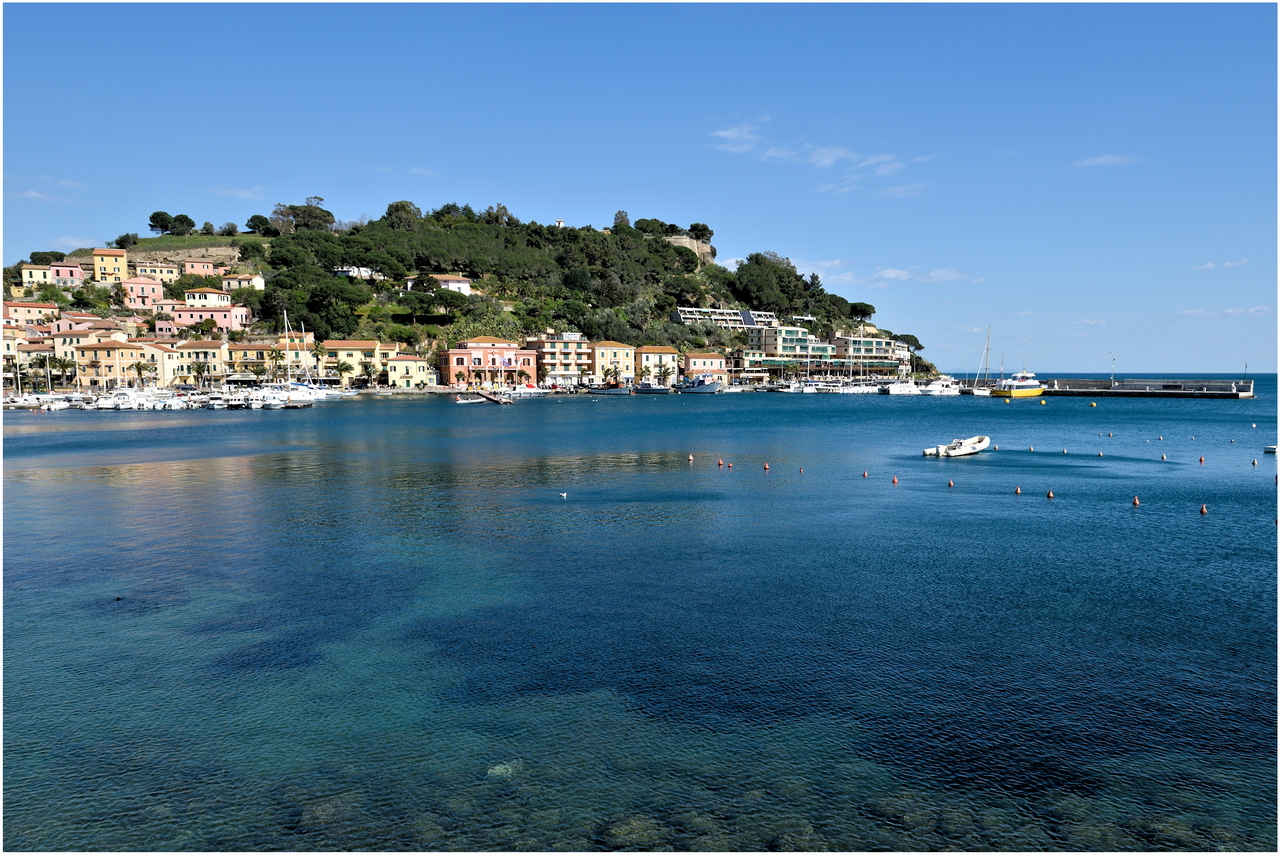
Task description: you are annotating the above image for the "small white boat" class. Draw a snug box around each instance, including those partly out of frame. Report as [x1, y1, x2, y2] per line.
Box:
[1265, 446, 1277, 454]
[970, 386, 992, 397]
[456, 394, 485, 404]
[923, 435, 992, 457]
[919, 375, 962, 396]
[884, 378, 922, 395]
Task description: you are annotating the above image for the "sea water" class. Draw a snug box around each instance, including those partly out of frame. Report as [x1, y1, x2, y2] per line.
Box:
[4, 375, 1276, 851]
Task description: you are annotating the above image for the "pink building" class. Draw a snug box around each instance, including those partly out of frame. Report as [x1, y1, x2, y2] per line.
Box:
[3, 301, 60, 327]
[683, 352, 729, 384]
[444, 336, 537, 387]
[122, 276, 165, 310]
[50, 261, 87, 288]
[183, 260, 229, 278]
[154, 305, 252, 336]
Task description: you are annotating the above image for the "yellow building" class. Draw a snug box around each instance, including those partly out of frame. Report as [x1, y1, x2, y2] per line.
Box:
[590, 340, 636, 385]
[323, 339, 400, 386]
[634, 345, 681, 386]
[92, 248, 128, 283]
[134, 262, 180, 284]
[386, 354, 436, 388]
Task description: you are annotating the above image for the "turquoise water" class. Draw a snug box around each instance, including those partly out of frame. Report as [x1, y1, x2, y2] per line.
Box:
[4, 376, 1276, 851]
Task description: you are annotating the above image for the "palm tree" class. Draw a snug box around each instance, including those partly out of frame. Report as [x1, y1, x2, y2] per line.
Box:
[454, 369, 467, 387]
[51, 356, 76, 389]
[250, 364, 267, 384]
[127, 361, 151, 388]
[516, 369, 531, 386]
[191, 360, 209, 388]
[641, 365, 651, 382]
[577, 365, 590, 387]
[312, 342, 328, 377]
[336, 360, 354, 388]
[267, 348, 284, 380]
[656, 364, 674, 388]
[602, 366, 619, 386]
[360, 362, 376, 388]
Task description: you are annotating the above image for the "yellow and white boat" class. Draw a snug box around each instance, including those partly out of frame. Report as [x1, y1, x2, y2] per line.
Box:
[990, 371, 1044, 398]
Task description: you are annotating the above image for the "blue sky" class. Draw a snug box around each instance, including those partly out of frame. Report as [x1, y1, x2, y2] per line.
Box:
[4, 3, 1275, 372]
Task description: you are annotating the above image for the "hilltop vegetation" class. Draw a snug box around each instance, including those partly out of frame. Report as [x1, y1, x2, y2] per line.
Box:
[7, 198, 928, 366]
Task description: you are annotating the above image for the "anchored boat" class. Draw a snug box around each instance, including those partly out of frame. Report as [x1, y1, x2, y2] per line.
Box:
[923, 435, 992, 457]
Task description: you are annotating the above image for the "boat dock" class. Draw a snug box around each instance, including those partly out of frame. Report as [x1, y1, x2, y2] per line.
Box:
[1036, 378, 1254, 399]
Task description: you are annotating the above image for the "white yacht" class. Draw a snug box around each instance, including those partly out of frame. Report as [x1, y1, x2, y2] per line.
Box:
[883, 378, 922, 395]
[919, 375, 962, 396]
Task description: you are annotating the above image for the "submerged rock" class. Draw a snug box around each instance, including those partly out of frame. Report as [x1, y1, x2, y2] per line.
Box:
[486, 759, 525, 780]
[599, 814, 674, 850]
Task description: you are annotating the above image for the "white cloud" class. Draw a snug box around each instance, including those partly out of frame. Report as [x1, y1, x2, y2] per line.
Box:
[1193, 262, 1216, 270]
[879, 184, 926, 197]
[873, 268, 913, 281]
[52, 236, 96, 251]
[1194, 259, 1248, 270]
[211, 185, 264, 200]
[912, 154, 938, 163]
[1073, 154, 1140, 167]
[1077, 319, 1106, 325]
[917, 268, 966, 282]
[408, 167, 436, 177]
[14, 189, 55, 201]
[807, 146, 860, 168]
[710, 122, 762, 153]
[970, 276, 986, 284]
[56, 179, 88, 188]
[873, 161, 905, 176]
[1179, 309, 1208, 316]
[1225, 306, 1269, 315]
[763, 147, 797, 160]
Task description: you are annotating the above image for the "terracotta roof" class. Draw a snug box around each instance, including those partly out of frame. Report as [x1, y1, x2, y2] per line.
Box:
[76, 342, 142, 351]
[323, 340, 379, 348]
[4, 302, 59, 309]
[175, 341, 229, 350]
[388, 354, 427, 361]
[184, 287, 226, 294]
[17, 341, 54, 351]
[93, 248, 127, 257]
[592, 341, 632, 349]
[458, 336, 519, 346]
[21, 264, 51, 271]
[636, 345, 679, 353]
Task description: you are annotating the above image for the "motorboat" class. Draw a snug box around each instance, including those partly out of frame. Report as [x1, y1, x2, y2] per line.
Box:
[205, 392, 229, 410]
[883, 378, 922, 395]
[634, 381, 672, 395]
[675, 375, 722, 394]
[840, 382, 881, 394]
[919, 375, 962, 396]
[923, 435, 992, 457]
[455, 393, 485, 404]
[1265, 446, 1277, 454]
[762, 380, 802, 393]
[991, 371, 1044, 398]
[508, 385, 550, 398]
[587, 385, 633, 395]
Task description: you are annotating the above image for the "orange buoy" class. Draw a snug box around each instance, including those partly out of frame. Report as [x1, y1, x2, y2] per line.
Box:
[1200, 504, 1208, 515]
[1014, 486, 1022, 494]
[763, 462, 769, 470]
[718, 458, 723, 466]
[1199, 456, 1205, 464]
[688, 454, 694, 462]
[727, 463, 733, 468]
[892, 476, 898, 484]
[948, 479, 954, 488]
[862, 471, 868, 478]
[1047, 490, 1055, 499]
[1132, 496, 1140, 506]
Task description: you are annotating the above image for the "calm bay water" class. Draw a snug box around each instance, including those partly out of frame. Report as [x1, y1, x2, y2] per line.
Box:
[4, 375, 1276, 851]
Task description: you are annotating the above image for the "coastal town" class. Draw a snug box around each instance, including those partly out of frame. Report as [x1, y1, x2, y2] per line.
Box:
[3, 239, 919, 402]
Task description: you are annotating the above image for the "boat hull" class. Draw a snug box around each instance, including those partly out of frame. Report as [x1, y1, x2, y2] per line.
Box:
[990, 387, 1044, 398]
[923, 435, 992, 457]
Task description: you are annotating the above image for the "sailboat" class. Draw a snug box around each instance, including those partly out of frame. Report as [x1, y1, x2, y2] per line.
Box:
[970, 328, 993, 396]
